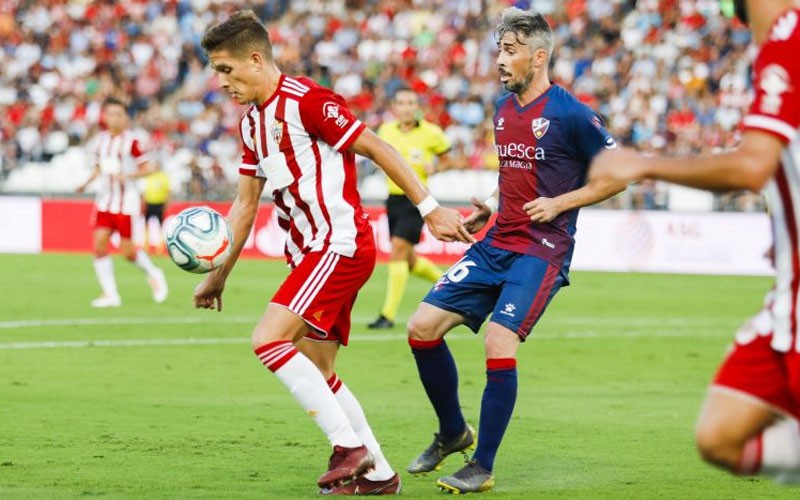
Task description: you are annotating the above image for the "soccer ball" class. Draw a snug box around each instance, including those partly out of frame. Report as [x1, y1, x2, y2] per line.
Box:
[165, 206, 233, 274]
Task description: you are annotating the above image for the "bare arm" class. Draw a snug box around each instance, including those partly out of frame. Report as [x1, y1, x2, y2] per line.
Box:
[76, 165, 101, 193]
[431, 151, 466, 174]
[523, 177, 627, 224]
[194, 175, 265, 311]
[125, 160, 159, 181]
[349, 129, 474, 243]
[588, 130, 783, 192]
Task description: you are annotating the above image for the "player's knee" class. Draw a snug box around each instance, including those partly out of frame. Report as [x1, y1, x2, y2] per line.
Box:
[250, 321, 298, 348]
[250, 325, 274, 349]
[407, 313, 439, 342]
[694, 423, 740, 471]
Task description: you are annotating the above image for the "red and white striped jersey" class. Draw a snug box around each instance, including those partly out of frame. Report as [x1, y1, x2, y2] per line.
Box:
[742, 9, 800, 352]
[86, 129, 150, 215]
[238, 74, 370, 267]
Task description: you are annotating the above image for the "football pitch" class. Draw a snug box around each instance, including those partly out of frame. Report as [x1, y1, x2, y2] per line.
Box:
[0, 253, 795, 499]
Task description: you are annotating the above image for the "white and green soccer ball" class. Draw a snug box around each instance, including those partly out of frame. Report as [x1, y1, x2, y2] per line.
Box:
[165, 206, 233, 274]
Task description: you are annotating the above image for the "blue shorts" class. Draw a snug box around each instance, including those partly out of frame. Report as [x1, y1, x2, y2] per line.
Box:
[423, 241, 566, 340]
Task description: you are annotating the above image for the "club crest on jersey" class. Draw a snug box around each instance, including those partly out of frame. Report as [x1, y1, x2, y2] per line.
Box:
[270, 120, 284, 145]
[759, 64, 792, 115]
[531, 118, 550, 139]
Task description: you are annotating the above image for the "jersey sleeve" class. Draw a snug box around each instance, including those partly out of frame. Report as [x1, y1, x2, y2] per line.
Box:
[571, 107, 617, 163]
[298, 87, 366, 152]
[742, 10, 800, 143]
[429, 124, 452, 155]
[130, 135, 151, 165]
[238, 109, 263, 177]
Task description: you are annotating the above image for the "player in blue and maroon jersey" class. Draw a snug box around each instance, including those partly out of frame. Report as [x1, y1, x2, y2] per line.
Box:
[404, 7, 626, 494]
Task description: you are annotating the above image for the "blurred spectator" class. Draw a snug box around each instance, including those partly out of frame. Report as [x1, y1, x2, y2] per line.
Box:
[0, 0, 764, 212]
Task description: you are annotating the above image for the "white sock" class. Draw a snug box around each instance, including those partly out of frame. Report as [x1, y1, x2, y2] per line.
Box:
[92, 256, 119, 298]
[761, 418, 800, 483]
[328, 374, 394, 480]
[133, 249, 159, 277]
[255, 341, 361, 448]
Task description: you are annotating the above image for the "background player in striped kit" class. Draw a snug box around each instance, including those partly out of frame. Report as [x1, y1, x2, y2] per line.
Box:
[76, 97, 168, 308]
[368, 86, 459, 330]
[193, 10, 474, 495]
[590, 0, 800, 485]
[404, 8, 625, 493]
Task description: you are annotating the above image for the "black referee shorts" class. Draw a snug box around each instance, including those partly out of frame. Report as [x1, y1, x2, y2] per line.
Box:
[386, 194, 424, 244]
[144, 203, 166, 223]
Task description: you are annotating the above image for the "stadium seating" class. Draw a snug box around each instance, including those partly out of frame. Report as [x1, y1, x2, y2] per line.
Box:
[0, 1, 764, 212]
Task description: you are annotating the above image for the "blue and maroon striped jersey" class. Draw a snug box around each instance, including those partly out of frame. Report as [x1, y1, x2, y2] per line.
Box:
[484, 84, 616, 276]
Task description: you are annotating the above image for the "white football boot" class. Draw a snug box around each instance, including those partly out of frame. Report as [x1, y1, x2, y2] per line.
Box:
[91, 294, 121, 308]
[149, 269, 168, 303]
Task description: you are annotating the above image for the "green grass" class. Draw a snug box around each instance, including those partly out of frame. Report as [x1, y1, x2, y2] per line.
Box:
[0, 253, 795, 498]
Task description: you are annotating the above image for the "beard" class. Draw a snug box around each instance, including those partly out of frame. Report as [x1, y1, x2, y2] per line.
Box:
[503, 72, 534, 95]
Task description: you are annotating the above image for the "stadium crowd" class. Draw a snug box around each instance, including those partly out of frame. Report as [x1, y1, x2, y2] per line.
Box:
[0, 0, 764, 211]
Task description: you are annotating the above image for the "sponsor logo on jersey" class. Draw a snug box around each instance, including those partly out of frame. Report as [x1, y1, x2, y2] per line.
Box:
[541, 238, 556, 249]
[323, 102, 350, 128]
[323, 102, 340, 120]
[271, 120, 284, 145]
[759, 64, 792, 115]
[531, 117, 550, 139]
[499, 303, 516, 317]
[496, 142, 546, 160]
[496, 118, 505, 130]
[312, 310, 324, 321]
[499, 160, 533, 169]
[771, 10, 798, 41]
[591, 115, 604, 129]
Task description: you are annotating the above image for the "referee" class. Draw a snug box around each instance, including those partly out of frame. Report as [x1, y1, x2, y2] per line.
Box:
[368, 87, 460, 329]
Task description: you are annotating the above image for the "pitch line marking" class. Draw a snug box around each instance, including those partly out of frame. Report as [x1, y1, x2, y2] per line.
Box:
[0, 315, 734, 330]
[0, 329, 729, 350]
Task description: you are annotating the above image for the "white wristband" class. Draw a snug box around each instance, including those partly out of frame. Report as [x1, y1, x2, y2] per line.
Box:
[416, 195, 440, 217]
[483, 196, 498, 214]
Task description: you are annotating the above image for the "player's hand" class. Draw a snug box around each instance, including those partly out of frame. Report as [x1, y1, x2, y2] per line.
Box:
[193, 270, 225, 312]
[588, 148, 645, 184]
[523, 197, 562, 223]
[424, 206, 476, 244]
[463, 197, 492, 234]
[76, 184, 86, 194]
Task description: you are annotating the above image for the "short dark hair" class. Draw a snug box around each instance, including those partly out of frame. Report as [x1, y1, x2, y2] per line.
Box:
[201, 10, 273, 60]
[103, 96, 127, 110]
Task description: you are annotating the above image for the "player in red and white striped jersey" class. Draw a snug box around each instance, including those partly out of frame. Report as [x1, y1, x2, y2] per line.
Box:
[590, 0, 800, 484]
[192, 10, 473, 494]
[77, 97, 168, 308]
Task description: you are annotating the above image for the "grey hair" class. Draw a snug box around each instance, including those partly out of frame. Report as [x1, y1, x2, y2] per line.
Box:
[494, 7, 553, 58]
